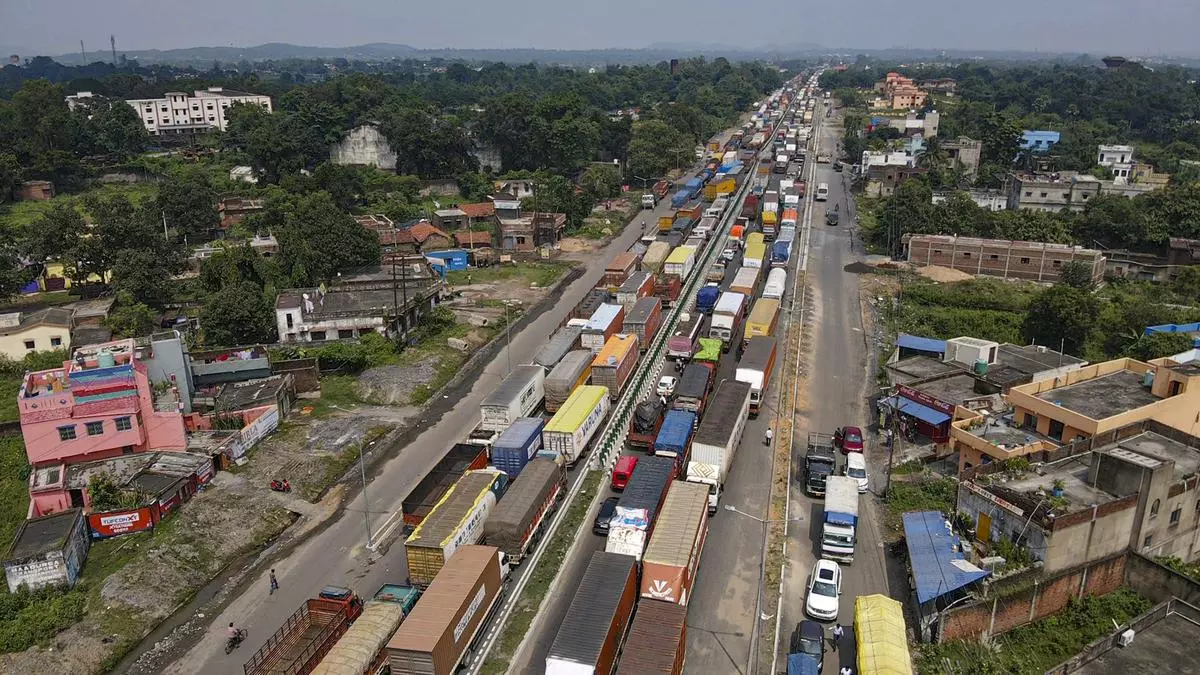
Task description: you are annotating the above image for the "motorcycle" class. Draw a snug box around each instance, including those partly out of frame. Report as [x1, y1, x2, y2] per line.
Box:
[225, 629, 247, 654]
[270, 479, 291, 493]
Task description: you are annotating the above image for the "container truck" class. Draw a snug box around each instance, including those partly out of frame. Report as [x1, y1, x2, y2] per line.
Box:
[653, 409, 697, 464]
[781, 206, 799, 228]
[533, 325, 581, 371]
[803, 433, 837, 497]
[605, 455, 675, 560]
[730, 266, 760, 297]
[663, 246, 697, 279]
[670, 189, 690, 209]
[744, 300, 780, 348]
[603, 252, 637, 289]
[244, 586, 365, 675]
[704, 179, 736, 201]
[616, 600, 687, 675]
[542, 385, 610, 466]
[642, 241, 671, 273]
[572, 289, 611, 321]
[581, 303, 625, 353]
[763, 190, 779, 215]
[744, 234, 767, 269]
[657, 214, 676, 233]
[310, 586, 418, 675]
[763, 268, 788, 300]
[822, 476, 860, 563]
[544, 350, 592, 413]
[628, 399, 666, 449]
[590, 334, 638, 400]
[687, 381, 751, 513]
[482, 458, 564, 564]
[402, 444, 489, 527]
[696, 283, 721, 314]
[693, 216, 717, 240]
[386, 546, 509, 675]
[489, 417, 544, 478]
[405, 469, 508, 587]
[740, 194, 760, 220]
[672, 362, 714, 417]
[771, 239, 792, 268]
[677, 201, 702, 222]
[684, 235, 706, 251]
[640, 479, 709, 606]
[761, 211, 778, 239]
[624, 297, 663, 351]
[616, 271, 654, 311]
[735, 336, 777, 416]
[478, 365, 545, 432]
[670, 217, 692, 238]
[545, 552, 637, 675]
[855, 594, 914, 675]
[710, 291, 747, 352]
[667, 313, 704, 365]
[654, 273, 682, 307]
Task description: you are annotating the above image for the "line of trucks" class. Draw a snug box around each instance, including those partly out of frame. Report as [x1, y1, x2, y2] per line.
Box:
[242, 77, 811, 675]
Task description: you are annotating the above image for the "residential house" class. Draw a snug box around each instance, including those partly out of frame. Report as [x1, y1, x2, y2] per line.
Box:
[872, 72, 928, 109]
[70, 87, 273, 136]
[895, 110, 939, 138]
[457, 202, 496, 226]
[941, 137, 982, 179]
[20, 339, 190, 516]
[493, 192, 565, 251]
[218, 197, 265, 230]
[919, 78, 957, 93]
[433, 208, 468, 231]
[0, 308, 73, 361]
[859, 151, 924, 197]
[1021, 130, 1062, 154]
[354, 214, 395, 232]
[380, 222, 453, 254]
[275, 258, 444, 343]
[330, 124, 397, 170]
[1007, 172, 1100, 212]
[1098, 144, 1135, 181]
[12, 180, 54, 201]
[932, 189, 1007, 212]
[494, 179, 536, 200]
[904, 234, 1107, 283]
[1132, 162, 1171, 188]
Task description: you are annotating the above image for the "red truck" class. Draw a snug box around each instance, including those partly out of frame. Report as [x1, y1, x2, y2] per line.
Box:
[654, 274, 682, 308]
[628, 399, 666, 450]
[740, 194, 760, 220]
[244, 587, 364, 675]
[401, 444, 488, 528]
[653, 180, 670, 201]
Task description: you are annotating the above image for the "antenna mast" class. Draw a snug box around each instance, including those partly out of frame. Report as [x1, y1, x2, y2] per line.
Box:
[110, 35, 117, 65]
[80, 40, 86, 65]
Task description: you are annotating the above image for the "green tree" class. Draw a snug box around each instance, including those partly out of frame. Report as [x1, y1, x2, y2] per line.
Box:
[105, 298, 157, 338]
[21, 202, 99, 287]
[1124, 332, 1194, 362]
[0, 152, 21, 203]
[75, 96, 148, 158]
[312, 162, 365, 211]
[0, 239, 29, 302]
[157, 168, 219, 242]
[1057, 260, 1096, 290]
[201, 281, 277, 346]
[199, 244, 275, 292]
[1172, 267, 1200, 301]
[629, 119, 691, 179]
[1023, 286, 1099, 355]
[267, 191, 380, 285]
[457, 171, 493, 202]
[579, 164, 622, 200]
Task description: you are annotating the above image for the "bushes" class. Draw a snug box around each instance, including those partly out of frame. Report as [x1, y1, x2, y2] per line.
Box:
[0, 585, 88, 653]
[273, 332, 400, 374]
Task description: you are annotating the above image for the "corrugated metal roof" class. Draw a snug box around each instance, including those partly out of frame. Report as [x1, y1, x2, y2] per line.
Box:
[544, 386, 607, 433]
[614, 599, 686, 674]
[644, 482, 708, 567]
[593, 335, 637, 366]
[902, 511, 988, 604]
[548, 551, 636, 665]
[895, 333, 947, 354]
[586, 304, 623, 330]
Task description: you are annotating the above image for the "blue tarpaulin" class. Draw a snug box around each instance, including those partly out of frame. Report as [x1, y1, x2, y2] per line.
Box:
[895, 334, 947, 354]
[882, 395, 951, 426]
[903, 511, 989, 604]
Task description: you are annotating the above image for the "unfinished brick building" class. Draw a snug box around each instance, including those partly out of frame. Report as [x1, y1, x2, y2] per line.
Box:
[904, 234, 1106, 283]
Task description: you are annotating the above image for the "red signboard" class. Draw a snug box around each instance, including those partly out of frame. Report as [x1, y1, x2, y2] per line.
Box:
[89, 506, 157, 539]
[897, 384, 956, 416]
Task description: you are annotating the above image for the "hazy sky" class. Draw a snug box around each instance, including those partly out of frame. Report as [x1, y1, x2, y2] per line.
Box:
[2, 0, 1198, 57]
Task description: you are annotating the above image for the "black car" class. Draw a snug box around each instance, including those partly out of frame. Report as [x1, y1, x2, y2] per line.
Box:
[593, 496, 619, 535]
[832, 161, 843, 172]
[789, 620, 826, 671]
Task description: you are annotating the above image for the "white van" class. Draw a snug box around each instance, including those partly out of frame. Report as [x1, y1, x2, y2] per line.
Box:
[845, 453, 868, 493]
[815, 183, 830, 201]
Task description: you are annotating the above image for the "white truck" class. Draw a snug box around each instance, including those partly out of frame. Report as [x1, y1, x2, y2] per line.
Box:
[822, 476, 860, 563]
[479, 365, 546, 432]
[687, 381, 751, 513]
[709, 291, 746, 351]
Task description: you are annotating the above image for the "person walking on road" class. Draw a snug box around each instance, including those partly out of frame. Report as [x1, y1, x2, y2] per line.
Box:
[832, 623, 844, 651]
[269, 569, 278, 595]
[764, 428, 774, 446]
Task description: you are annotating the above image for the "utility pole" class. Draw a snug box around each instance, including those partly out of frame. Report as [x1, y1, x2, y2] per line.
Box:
[80, 40, 86, 66]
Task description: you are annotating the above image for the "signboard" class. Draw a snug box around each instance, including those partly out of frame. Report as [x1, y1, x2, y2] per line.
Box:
[226, 405, 281, 461]
[89, 506, 157, 539]
[897, 384, 956, 416]
[962, 481, 1024, 517]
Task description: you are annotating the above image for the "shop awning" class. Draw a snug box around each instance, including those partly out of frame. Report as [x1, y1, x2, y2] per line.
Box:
[903, 511, 989, 604]
[881, 395, 951, 426]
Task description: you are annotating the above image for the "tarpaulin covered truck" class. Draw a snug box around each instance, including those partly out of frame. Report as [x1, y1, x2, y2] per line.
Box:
[541, 385, 610, 466]
[735, 336, 777, 416]
[653, 409, 697, 462]
[532, 325, 581, 371]
[544, 350, 593, 414]
[822, 476, 860, 563]
[478, 365, 545, 432]
[311, 585, 419, 675]
[546, 551, 637, 675]
[605, 455, 675, 561]
[687, 381, 751, 513]
[590, 334, 639, 401]
[641, 241, 671, 274]
[663, 246, 697, 279]
[483, 458, 564, 564]
[404, 470, 508, 587]
[628, 399, 666, 450]
[696, 284, 721, 314]
[402, 444, 488, 527]
[640, 480, 709, 606]
[386, 546, 509, 675]
[244, 587, 364, 675]
[615, 599, 688, 675]
[672, 362, 714, 417]
[489, 417, 544, 478]
[855, 594, 913, 675]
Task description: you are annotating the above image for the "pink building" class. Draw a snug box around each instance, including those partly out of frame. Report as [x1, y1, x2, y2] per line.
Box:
[19, 339, 187, 517]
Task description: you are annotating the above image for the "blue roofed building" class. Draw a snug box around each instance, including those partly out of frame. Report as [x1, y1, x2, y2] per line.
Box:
[903, 510, 989, 641]
[1021, 130, 1061, 154]
[1144, 322, 1200, 347]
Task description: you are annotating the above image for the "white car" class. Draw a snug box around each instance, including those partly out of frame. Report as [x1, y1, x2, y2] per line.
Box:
[655, 375, 678, 398]
[845, 453, 868, 493]
[720, 246, 737, 263]
[805, 559, 842, 621]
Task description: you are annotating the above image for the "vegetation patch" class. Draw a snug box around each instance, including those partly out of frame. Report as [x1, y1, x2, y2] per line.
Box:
[883, 475, 958, 534]
[446, 262, 569, 289]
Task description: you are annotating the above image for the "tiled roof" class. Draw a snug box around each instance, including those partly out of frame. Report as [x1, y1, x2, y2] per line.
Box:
[408, 222, 450, 243]
[458, 202, 496, 219]
[455, 232, 493, 247]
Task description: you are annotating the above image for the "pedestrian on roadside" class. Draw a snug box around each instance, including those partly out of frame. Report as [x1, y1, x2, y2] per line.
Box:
[832, 623, 844, 651]
[764, 428, 774, 446]
[269, 569, 278, 595]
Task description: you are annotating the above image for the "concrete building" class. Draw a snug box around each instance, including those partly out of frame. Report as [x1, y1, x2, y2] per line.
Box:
[1021, 130, 1061, 154]
[275, 258, 444, 343]
[3, 509, 89, 592]
[0, 308, 73, 361]
[217, 197, 265, 229]
[941, 137, 982, 179]
[492, 192, 566, 251]
[12, 180, 54, 202]
[932, 189, 1007, 212]
[1098, 144, 1135, 180]
[1007, 172, 1098, 212]
[904, 234, 1107, 284]
[872, 72, 928, 109]
[330, 124, 397, 171]
[957, 421, 1200, 573]
[70, 88, 272, 136]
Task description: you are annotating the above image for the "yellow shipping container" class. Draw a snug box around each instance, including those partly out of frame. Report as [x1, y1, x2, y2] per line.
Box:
[744, 241, 767, 267]
[745, 299, 780, 340]
[762, 211, 777, 226]
[544, 385, 608, 434]
[746, 232, 765, 249]
[704, 178, 736, 201]
[855, 595, 913, 675]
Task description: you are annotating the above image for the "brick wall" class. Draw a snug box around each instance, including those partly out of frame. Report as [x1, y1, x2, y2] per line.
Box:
[271, 358, 320, 394]
[1125, 551, 1200, 605]
[905, 235, 1103, 283]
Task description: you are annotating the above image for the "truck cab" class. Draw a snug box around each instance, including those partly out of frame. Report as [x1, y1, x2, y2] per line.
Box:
[641, 193, 656, 209]
[611, 455, 639, 491]
[803, 433, 837, 497]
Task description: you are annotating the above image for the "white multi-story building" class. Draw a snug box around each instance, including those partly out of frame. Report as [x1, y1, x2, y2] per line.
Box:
[67, 87, 272, 136]
[1098, 144, 1135, 181]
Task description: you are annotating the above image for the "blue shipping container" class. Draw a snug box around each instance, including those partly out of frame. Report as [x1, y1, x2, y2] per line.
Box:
[653, 410, 696, 458]
[491, 417, 545, 477]
[697, 285, 721, 314]
[671, 190, 691, 208]
[684, 177, 704, 196]
[424, 249, 469, 271]
[772, 240, 792, 266]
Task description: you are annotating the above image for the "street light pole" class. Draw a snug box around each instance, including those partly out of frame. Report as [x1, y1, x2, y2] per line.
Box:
[331, 405, 375, 551]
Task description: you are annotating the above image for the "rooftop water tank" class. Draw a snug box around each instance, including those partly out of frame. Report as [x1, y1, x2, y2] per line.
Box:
[97, 350, 115, 368]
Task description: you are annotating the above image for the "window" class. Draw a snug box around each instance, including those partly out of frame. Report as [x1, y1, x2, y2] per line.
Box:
[1170, 507, 1182, 526]
[933, 250, 943, 255]
[114, 417, 132, 432]
[990, 254, 1000, 260]
[85, 421, 104, 436]
[1020, 257, 1031, 264]
[338, 329, 355, 339]
[50, 336, 62, 347]
[1061, 193, 1069, 200]
[57, 425, 77, 441]
[962, 252, 971, 258]
[1143, 535, 1153, 548]
[286, 313, 294, 329]
[23, 339, 35, 350]
[145, 106, 152, 112]
[310, 330, 326, 341]
[1052, 260, 1061, 266]
[1024, 191, 1032, 197]
[1040, 192, 1048, 198]
[1151, 499, 1161, 518]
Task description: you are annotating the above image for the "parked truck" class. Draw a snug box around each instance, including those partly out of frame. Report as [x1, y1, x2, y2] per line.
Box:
[693, 337, 722, 368]
[653, 409, 697, 465]
[405, 470, 508, 587]
[541, 385, 610, 466]
[642, 241, 671, 273]
[605, 455, 675, 561]
[745, 232, 767, 269]
[803, 433, 837, 497]
[545, 551, 637, 675]
[667, 312, 704, 365]
[736, 333, 777, 419]
[654, 273, 682, 307]
[544, 350, 593, 413]
[763, 268, 788, 300]
[402, 444, 489, 527]
[744, 299, 780, 349]
[628, 399, 666, 450]
[590, 334, 639, 400]
[572, 289, 611, 322]
[310, 585, 420, 675]
[581, 304, 625, 353]
[478, 365, 545, 432]
[244, 587, 365, 675]
[640, 480, 709, 606]
[616, 599, 687, 675]
[616, 271, 655, 311]
[710, 291, 747, 352]
[489, 417, 544, 478]
[386, 546, 509, 675]
[663, 246, 697, 279]
[687, 381, 751, 513]
[730, 266, 760, 298]
[483, 458, 564, 564]
[603, 252, 638, 289]
[532, 325, 581, 371]
[624, 297, 663, 351]
[696, 283, 721, 314]
[822, 476, 860, 563]
[672, 362, 714, 417]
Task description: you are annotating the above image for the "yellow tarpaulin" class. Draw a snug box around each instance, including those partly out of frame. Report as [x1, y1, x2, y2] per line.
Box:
[855, 594, 913, 675]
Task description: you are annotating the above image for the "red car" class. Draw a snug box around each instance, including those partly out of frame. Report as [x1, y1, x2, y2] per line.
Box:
[835, 426, 864, 454]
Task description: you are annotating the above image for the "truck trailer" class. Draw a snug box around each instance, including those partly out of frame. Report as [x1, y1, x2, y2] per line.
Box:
[405, 470, 508, 587]
[710, 291, 747, 352]
[482, 458, 565, 564]
[478, 365, 545, 433]
[822, 476, 860, 563]
[532, 325, 581, 371]
[541, 385, 610, 466]
[642, 241, 671, 274]
[489, 417, 544, 478]
[687, 381, 751, 513]
[616, 271, 655, 311]
[667, 312, 705, 364]
[590, 334, 639, 400]
[730, 267, 760, 298]
[640, 480, 709, 606]
[743, 300, 780, 350]
[735, 336, 777, 416]
[244, 587, 364, 675]
[581, 304, 625, 353]
[628, 399, 666, 450]
[672, 362, 714, 417]
[653, 409, 697, 462]
[763, 268, 788, 300]
[544, 350, 593, 413]
[402, 444, 489, 527]
[624, 297, 663, 351]
[615, 599, 687, 675]
[310, 585, 419, 675]
[605, 455, 676, 561]
[545, 552, 637, 675]
[663, 246, 697, 279]
[696, 284, 721, 315]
